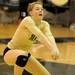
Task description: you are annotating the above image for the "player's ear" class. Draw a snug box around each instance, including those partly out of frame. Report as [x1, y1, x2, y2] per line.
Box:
[28, 11, 33, 16]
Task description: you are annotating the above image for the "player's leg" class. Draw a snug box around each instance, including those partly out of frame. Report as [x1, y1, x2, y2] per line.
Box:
[4, 49, 51, 75]
[24, 54, 51, 75]
[14, 64, 32, 75]
[14, 64, 24, 75]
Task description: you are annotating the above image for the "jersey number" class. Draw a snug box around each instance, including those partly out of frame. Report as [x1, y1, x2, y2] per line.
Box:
[29, 34, 37, 41]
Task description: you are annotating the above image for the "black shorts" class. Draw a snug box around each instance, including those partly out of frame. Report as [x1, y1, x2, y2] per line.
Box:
[3, 47, 11, 56]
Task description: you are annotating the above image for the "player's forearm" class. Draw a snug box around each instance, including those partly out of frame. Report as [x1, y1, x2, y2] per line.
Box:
[34, 30, 54, 51]
[45, 32, 60, 55]
[48, 36, 60, 55]
[32, 28, 55, 51]
[38, 32, 60, 57]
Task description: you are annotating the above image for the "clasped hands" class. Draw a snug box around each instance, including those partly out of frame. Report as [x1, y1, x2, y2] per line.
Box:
[51, 49, 60, 60]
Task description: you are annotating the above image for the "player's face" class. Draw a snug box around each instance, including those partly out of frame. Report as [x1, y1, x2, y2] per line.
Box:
[30, 4, 43, 20]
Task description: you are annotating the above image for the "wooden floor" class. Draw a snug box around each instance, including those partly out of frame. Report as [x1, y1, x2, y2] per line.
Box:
[30, 42, 75, 65]
[51, 25, 75, 38]
[0, 24, 75, 65]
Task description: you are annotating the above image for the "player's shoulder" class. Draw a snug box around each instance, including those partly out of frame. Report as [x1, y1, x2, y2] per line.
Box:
[23, 16, 33, 22]
[21, 16, 35, 25]
[41, 20, 50, 26]
[21, 16, 35, 24]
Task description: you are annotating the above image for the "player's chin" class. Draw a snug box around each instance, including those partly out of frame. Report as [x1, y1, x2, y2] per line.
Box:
[39, 15, 43, 19]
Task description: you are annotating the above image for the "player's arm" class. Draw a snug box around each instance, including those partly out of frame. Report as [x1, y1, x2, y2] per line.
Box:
[43, 22, 60, 58]
[21, 17, 53, 52]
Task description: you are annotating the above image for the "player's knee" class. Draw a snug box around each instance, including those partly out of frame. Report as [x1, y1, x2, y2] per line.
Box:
[4, 50, 30, 66]
[16, 53, 31, 67]
[4, 50, 17, 65]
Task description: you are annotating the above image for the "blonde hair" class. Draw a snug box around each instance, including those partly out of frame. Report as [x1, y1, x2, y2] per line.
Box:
[27, 1, 43, 15]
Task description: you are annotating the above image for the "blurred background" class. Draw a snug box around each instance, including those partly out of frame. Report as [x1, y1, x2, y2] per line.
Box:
[0, 0, 75, 75]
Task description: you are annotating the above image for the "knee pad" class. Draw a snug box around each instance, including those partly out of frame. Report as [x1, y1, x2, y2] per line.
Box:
[16, 53, 31, 67]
